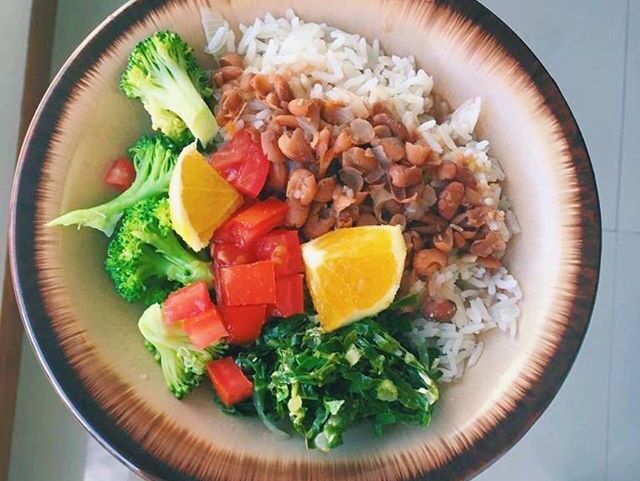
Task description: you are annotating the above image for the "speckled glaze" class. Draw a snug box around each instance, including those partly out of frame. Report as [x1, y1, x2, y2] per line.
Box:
[9, 0, 600, 480]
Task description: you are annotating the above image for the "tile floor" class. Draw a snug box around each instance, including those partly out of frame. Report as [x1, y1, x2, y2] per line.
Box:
[6, 1, 639, 480]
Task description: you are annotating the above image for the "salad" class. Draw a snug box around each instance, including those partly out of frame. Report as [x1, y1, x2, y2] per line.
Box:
[48, 10, 522, 451]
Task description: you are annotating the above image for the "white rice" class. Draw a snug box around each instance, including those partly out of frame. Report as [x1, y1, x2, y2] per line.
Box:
[201, 9, 523, 383]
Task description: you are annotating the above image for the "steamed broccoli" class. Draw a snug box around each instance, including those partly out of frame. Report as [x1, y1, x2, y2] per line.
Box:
[120, 31, 218, 146]
[139, 303, 226, 399]
[48, 134, 179, 236]
[105, 196, 213, 305]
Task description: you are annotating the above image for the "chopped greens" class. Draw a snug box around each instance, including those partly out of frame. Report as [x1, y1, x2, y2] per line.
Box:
[235, 306, 439, 451]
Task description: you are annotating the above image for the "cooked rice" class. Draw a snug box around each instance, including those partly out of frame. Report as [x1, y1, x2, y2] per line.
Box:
[201, 8, 522, 382]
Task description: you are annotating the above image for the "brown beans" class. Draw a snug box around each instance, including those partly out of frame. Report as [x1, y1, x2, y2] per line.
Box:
[356, 212, 378, 226]
[267, 162, 288, 192]
[322, 101, 354, 124]
[342, 147, 378, 173]
[413, 248, 448, 278]
[389, 164, 423, 188]
[260, 128, 286, 163]
[303, 202, 335, 239]
[265, 92, 280, 110]
[333, 130, 353, 154]
[438, 161, 457, 180]
[335, 204, 360, 229]
[350, 118, 375, 145]
[277, 128, 314, 162]
[453, 230, 466, 249]
[372, 113, 408, 141]
[273, 115, 299, 128]
[470, 231, 507, 257]
[212, 66, 243, 86]
[433, 227, 454, 253]
[373, 124, 392, 138]
[405, 142, 431, 166]
[464, 187, 483, 206]
[384, 199, 404, 216]
[273, 74, 293, 103]
[380, 137, 405, 162]
[466, 206, 492, 228]
[438, 181, 465, 220]
[286, 168, 317, 206]
[389, 213, 407, 229]
[314, 176, 337, 203]
[477, 256, 502, 270]
[421, 298, 457, 321]
[285, 198, 310, 228]
[312, 127, 331, 158]
[288, 98, 314, 117]
[219, 52, 244, 68]
[249, 74, 272, 98]
[215, 89, 243, 124]
[457, 164, 478, 189]
[416, 213, 449, 235]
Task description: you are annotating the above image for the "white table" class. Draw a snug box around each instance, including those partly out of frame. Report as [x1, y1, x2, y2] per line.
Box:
[3, 1, 639, 480]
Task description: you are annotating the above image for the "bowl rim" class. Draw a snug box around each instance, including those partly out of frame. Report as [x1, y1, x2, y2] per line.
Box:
[9, 0, 601, 480]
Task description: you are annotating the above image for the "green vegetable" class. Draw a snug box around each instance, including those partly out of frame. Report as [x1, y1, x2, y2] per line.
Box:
[138, 303, 226, 399]
[236, 309, 439, 451]
[105, 196, 213, 305]
[120, 31, 218, 146]
[47, 134, 179, 236]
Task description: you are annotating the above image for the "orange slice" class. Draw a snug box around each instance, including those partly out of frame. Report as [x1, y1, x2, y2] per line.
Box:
[302, 226, 406, 332]
[169, 143, 242, 251]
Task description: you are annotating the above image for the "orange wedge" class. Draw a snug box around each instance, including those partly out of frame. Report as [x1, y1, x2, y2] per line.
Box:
[169, 143, 242, 251]
[302, 226, 406, 332]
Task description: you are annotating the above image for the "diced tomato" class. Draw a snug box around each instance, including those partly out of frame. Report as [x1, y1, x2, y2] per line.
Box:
[162, 282, 213, 324]
[220, 304, 267, 344]
[220, 261, 276, 306]
[253, 230, 304, 278]
[206, 357, 253, 406]
[215, 198, 288, 248]
[211, 241, 255, 268]
[104, 157, 135, 191]
[182, 306, 228, 349]
[271, 274, 305, 318]
[208, 129, 270, 198]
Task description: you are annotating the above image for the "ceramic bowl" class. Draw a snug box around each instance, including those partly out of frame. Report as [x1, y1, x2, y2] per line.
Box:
[10, 0, 600, 480]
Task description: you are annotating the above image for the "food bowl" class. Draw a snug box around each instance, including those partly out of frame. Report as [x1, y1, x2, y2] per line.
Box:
[9, 0, 600, 480]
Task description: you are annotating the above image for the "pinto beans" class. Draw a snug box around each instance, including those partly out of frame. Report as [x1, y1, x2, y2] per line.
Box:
[405, 142, 431, 166]
[314, 176, 337, 203]
[437, 181, 465, 220]
[302, 202, 335, 239]
[277, 128, 314, 162]
[413, 248, 448, 278]
[342, 147, 378, 174]
[470, 231, 507, 257]
[421, 298, 457, 321]
[212, 66, 243, 86]
[285, 198, 310, 228]
[372, 113, 408, 141]
[380, 137, 405, 162]
[433, 227, 454, 253]
[286, 168, 317, 206]
[219, 52, 244, 68]
[388, 164, 423, 188]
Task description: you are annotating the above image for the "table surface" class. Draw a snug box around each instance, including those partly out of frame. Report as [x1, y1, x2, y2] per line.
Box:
[4, 0, 640, 480]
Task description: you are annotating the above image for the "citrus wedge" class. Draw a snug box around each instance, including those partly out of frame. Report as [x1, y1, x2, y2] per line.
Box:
[302, 225, 407, 332]
[169, 143, 242, 251]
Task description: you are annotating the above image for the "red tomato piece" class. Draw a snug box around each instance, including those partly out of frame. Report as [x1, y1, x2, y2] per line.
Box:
[211, 241, 255, 268]
[220, 304, 267, 345]
[215, 198, 288, 248]
[220, 261, 276, 306]
[104, 157, 135, 191]
[206, 357, 253, 406]
[271, 274, 305, 318]
[209, 129, 270, 198]
[254, 230, 304, 278]
[162, 282, 213, 324]
[182, 306, 228, 349]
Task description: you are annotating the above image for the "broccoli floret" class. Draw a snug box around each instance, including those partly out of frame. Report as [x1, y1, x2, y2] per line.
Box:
[105, 196, 213, 304]
[120, 31, 218, 146]
[139, 303, 226, 399]
[47, 134, 179, 236]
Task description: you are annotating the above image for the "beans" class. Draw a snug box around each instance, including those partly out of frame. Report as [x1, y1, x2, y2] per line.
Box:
[273, 74, 293, 103]
[350, 118, 375, 145]
[277, 128, 314, 163]
[288, 98, 313, 117]
[212, 66, 243, 87]
[433, 227, 454, 253]
[421, 298, 457, 321]
[437, 181, 465, 220]
[405, 142, 431, 166]
[249, 74, 272, 98]
[372, 113, 408, 141]
[273, 115, 299, 128]
[267, 162, 288, 192]
[219, 52, 244, 68]
[333, 130, 353, 154]
[285, 198, 310, 228]
[470, 231, 507, 257]
[322, 101, 354, 124]
[260, 128, 286, 163]
[380, 137, 405, 162]
[356, 212, 378, 226]
[389, 213, 407, 229]
[342, 147, 378, 173]
[413, 248, 448, 278]
[389, 164, 423, 188]
[302, 202, 335, 239]
[312, 127, 331, 158]
[336, 204, 360, 229]
[286, 168, 317, 206]
[314, 176, 337, 203]
[438, 161, 457, 180]
[373, 124, 392, 138]
[477, 256, 502, 270]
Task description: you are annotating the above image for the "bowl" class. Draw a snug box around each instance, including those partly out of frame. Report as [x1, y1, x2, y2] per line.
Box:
[9, 0, 601, 480]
